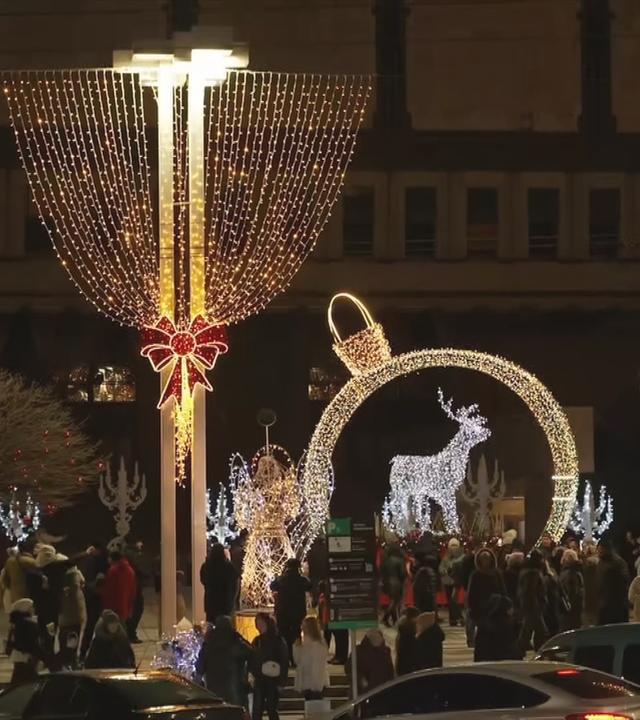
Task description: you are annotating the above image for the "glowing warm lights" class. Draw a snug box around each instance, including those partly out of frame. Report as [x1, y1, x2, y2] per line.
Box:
[383, 390, 491, 537]
[568, 480, 613, 543]
[3, 70, 370, 484]
[231, 445, 301, 607]
[301, 293, 580, 545]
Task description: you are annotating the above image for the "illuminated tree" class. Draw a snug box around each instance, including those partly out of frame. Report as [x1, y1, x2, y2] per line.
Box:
[0, 369, 101, 508]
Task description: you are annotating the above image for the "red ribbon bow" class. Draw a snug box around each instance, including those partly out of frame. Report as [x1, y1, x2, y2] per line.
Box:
[141, 315, 228, 409]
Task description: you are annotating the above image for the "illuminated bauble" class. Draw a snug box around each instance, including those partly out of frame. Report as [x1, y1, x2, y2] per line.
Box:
[302, 293, 579, 546]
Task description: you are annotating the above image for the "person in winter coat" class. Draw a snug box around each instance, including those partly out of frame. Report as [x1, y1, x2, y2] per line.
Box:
[84, 609, 136, 669]
[581, 541, 599, 626]
[270, 558, 311, 663]
[395, 606, 419, 676]
[81, 573, 105, 660]
[517, 549, 548, 652]
[439, 539, 464, 626]
[467, 548, 505, 636]
[348, 628, 394, 695]
[293, 616, 329, 700]
[196, 615, 253, 707]
[542, 560, 560, 638]
[503, 551, 525, 634]
[101, 552, 137, 623]
[58, 564, 87, 669]
[0, 546, 36, 605]
[381, 544, 407, 626]
[412, 554, 437, 615]
[6, 598, 41, 684]
[628, 565, 640, 622]
[251, 612, 288, 720]
[474, 594, 522, 662]
[413, 611, 444, 670]
[596, 539, 630, 625]
[32, 544, 70, 664]
[558, 549, 584, 632]
[200, 543, 239, 623]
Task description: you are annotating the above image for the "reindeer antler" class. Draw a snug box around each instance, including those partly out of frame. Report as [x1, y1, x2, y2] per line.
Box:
[437, 387, 457, 420]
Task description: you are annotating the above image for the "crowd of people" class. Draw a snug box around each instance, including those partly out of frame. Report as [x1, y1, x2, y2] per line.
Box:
[0, 537, 147, 683]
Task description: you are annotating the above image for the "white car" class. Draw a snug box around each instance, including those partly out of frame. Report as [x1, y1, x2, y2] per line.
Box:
[330, 661, 640, 720]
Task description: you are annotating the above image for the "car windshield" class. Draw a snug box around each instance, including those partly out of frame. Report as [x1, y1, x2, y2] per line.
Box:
[106, 675, 221, 710]
[534, 669, 640, 699]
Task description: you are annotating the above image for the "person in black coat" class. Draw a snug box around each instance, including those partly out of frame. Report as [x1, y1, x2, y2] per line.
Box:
[395, 607, 419, 676]
[503, 551, 525, 635]
[200, 543, 239, 623]
[518, 549, 548, 653]
[467, 549, 505, 633]
[251, 613, 288, 720]
[6, 599, 42, 684]
[196, 615, 253, 707]
[596, 539, 630, 625]
[474, 594, 522, 662]
[413, 611, 444, 670]
[84, 609, 135, 670]
[413, 554, 437, 614]
[270, 559, 311, 664]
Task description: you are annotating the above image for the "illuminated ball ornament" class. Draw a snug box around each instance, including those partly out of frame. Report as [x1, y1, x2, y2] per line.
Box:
[301, 293, 580, 546]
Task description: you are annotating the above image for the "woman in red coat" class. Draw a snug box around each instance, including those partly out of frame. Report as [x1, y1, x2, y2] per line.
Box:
[101, 552, 137, 623]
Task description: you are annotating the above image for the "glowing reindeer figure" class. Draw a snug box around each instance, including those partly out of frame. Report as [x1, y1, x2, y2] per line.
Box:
[383, 389, 491, 536]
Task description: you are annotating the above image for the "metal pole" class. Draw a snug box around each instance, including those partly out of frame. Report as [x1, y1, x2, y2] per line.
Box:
[189, 70, 207, 624]
[158, 67, 177, 635]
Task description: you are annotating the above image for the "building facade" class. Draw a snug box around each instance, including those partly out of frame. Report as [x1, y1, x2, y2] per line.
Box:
[1, 0, 639, 545]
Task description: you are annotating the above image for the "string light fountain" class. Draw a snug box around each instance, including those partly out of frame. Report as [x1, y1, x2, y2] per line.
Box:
[2, 32, 370, 630]
[301, 293, 580, 548]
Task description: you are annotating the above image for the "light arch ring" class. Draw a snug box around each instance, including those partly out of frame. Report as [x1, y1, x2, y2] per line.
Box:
[301, 348, 579, 544]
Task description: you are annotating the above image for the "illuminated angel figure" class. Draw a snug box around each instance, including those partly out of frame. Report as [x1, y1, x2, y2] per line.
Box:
[231, 445, 301, 607]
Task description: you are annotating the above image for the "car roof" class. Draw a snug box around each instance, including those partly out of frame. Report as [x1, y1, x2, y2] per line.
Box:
[541, 623, 640, 648]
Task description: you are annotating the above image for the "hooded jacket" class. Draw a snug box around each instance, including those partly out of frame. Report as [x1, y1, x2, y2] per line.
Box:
[196, 616, 253, 706]
[467, 549, 505, 624]
[84, 610, 135, 669]
[350, 631, 394, 694]
[59, 566, 87, 628]
[412, 611, 444, 670]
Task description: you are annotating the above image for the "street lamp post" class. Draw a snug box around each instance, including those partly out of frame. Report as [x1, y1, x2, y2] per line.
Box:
[114, 33, 248, 633]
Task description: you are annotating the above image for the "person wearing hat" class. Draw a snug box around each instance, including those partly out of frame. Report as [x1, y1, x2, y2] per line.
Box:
[6, 598, 42, 684]
[413, 611, 445, 670]
[348, 627, 394, 695]
[84, 609, 135, 670]
[474, 593, 522, 662]
[439, 538, 464, 626]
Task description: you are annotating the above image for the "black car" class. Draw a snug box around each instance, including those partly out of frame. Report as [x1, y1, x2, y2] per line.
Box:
[0, 669, 248, 720]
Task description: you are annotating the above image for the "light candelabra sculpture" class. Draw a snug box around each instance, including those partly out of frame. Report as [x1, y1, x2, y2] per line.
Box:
[460, 454, 506, 539]
[99, 457, 147, 551]
[2, 33, 370, 630]
[206, 483, 237, 546]
[382, 390, 491, 537]
[0, 488, 40, 544]
[568, 480, 613, 543]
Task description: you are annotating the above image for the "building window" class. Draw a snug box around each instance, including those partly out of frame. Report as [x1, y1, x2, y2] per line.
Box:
[467, 188, 498, 256]
[528, 188, 559, 258]
[589, 188, 620, 258]
[59, 365, 135, 403]
[308, 367, 344, 402]
[405, 188, 436, 257]
[343, 187, 374, 256]
[93, 366, 136, 403]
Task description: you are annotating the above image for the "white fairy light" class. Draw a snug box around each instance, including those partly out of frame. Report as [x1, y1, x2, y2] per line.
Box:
[383, 390, 490, 537]
[568, 480, 613, 543]
[231, 444, 301, 607]
[301, 294, 580, 547]
[0, 488, 40, 543]
[206, 483, 238, 545]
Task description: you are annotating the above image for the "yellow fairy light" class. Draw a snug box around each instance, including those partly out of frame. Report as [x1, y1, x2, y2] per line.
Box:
[301, 294, 580, 545]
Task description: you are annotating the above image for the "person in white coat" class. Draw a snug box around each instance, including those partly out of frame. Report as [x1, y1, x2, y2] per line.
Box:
[628, 566, 640, 622]
[292, 616, 329, 700]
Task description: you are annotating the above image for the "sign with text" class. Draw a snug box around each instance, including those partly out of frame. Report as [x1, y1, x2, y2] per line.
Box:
[327, 517, 377, 629]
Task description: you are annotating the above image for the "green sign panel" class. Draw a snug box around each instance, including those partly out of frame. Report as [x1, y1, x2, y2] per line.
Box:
[327, 517, 351, 536]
